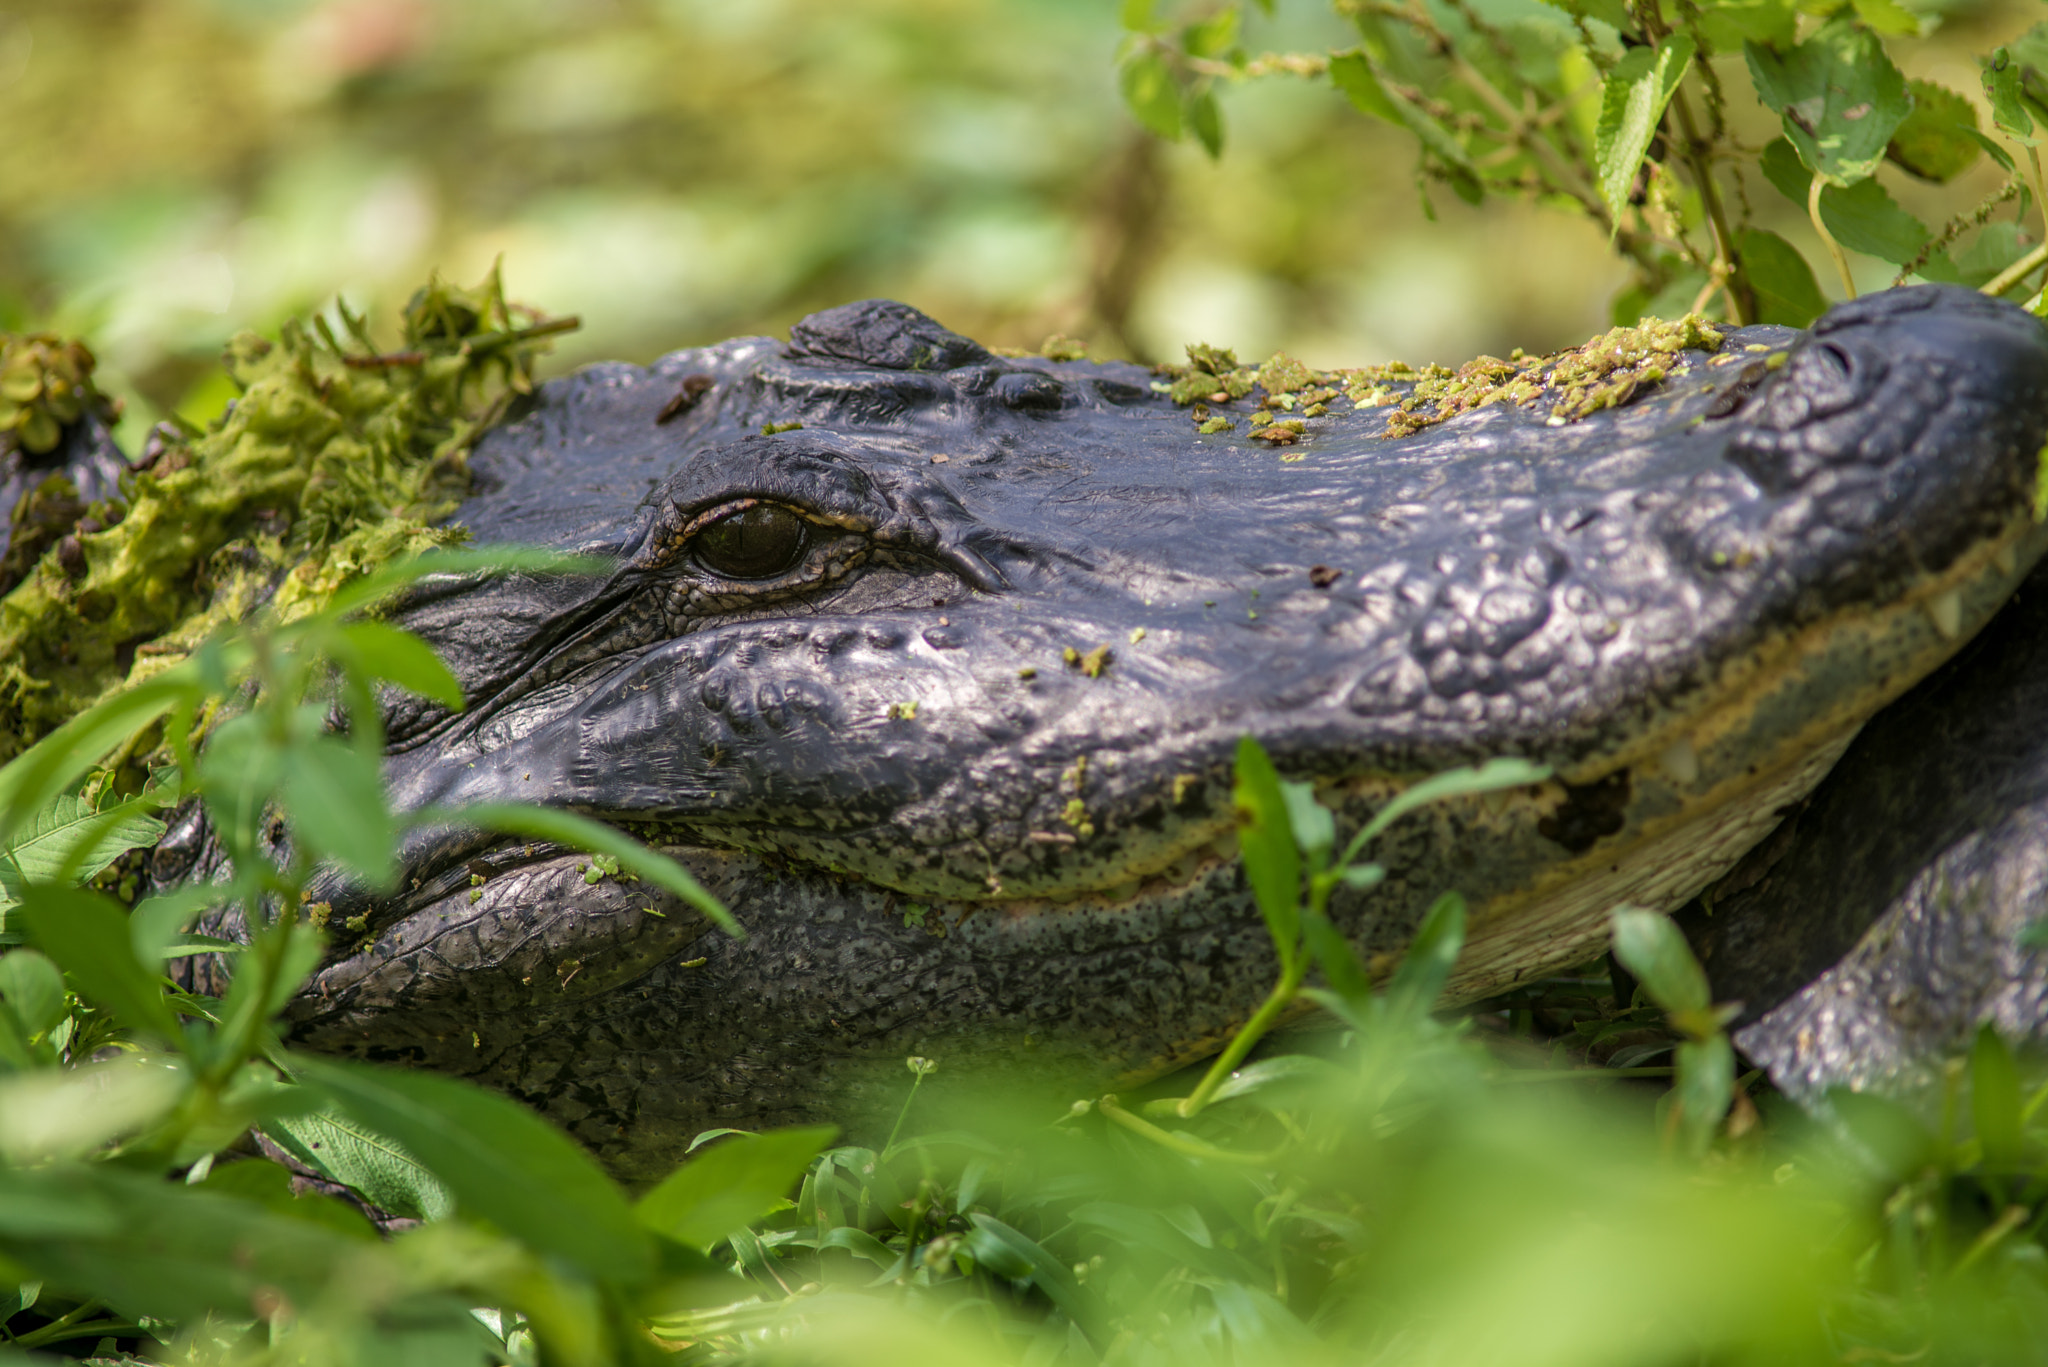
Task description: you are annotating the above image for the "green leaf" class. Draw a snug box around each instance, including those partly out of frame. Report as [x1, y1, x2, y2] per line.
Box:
[128, 884, 229, 968]
[0, 1058, 188, 1164]
[1279, 779, 1334, 863]
[0, 672, 198, 850]
[1120, 0, 1156, 32]
[1848, 0, 1917, 37]
[1536, 0, 1634, 34]
[1969, 1022, 2024, 1168]
[1737, 227, 1827, 326]
[1673, 1035, 1736, 1156]
[1348, 757, 1550, 858]
[1329, 51, 1474, 173]
[1609, 906, 1710, 1014]
[1759, 138, 1928, 263]
[411, 801, 737, 936]
[1382, 890, 1465, 1027]
[296, 1056, 653, 1285]
[1744, 18, 1912, 186]
[1594, 35, 1697, 222]
[1330, 51, 1404, 126]
[19, 883, 180, 1040]
[1232, 737, 1301, 962]
[1887, 80, 1980, 182]
[197, 1160, 376, 1241]
[964, 1215, 1104, 1343]
[336, 622, 464, 709]
[636, 1125, 837, 1249]
[1985, 48, 2041, 143]
[1692, 0, 1796, 51]
[1183, 7, 1239, 58]
[264, 1109, 455, 1222]
[1120, 48, 1183, 140]
[282, 734, 396, 888]
[1187, 86, 1225, 158]
[0, 949, 65, 1038]
[0, 791, 165, 909]
[1301, 904, 1372, 1003]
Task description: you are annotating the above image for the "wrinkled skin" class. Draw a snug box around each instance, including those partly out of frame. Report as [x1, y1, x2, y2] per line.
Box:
[149, 288, 2048, 1178]
[1689, 555, 2048, 1102]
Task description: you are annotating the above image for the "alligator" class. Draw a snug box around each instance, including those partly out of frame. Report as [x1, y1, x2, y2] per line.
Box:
[1686, 552, 2048, 1103]
[131, 288, 2048, 1177]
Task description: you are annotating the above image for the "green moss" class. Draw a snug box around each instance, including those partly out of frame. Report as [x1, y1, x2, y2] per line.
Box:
[0, 335, 119, 457]
[0, 267, 575, 762]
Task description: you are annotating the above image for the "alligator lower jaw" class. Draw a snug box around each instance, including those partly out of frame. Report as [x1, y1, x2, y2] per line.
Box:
[1442, 508, 2048, 1004]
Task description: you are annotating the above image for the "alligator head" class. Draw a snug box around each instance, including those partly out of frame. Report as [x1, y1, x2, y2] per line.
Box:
[167, 288, 2048, 1177]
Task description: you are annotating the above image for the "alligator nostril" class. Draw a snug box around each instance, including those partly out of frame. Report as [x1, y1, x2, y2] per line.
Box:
[994, 371, 1066, 412]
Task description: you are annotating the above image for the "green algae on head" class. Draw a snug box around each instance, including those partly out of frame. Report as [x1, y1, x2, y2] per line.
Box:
[0, 335, 120, 458]
[1151, 314, 1725, 441]
[0, 267, 577, 764]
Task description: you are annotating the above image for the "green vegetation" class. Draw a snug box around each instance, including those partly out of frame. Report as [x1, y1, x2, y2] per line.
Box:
[1122, 0, 2048, 325]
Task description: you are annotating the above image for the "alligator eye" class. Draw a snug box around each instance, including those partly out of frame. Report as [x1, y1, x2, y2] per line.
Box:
[693, 503, 809, 579]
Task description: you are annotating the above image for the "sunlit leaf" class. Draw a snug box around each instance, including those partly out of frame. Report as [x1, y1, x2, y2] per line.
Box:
[637, 1125, 838, 1249]
[264, 1109, 454, 1222]
[0, 673, 198, 849]
[0, 948, 65, 1038]
[1745, 18, 1912, 185]
[0, 791, 165, 911]
[1692, 0, 1795, 51]
[0, 1058, 187, 1164]
[1595, 35, 1696, 223]
[1232, 737, 1300, 961]
[1349, 757, 1550, 856]
[1848, 0, 1917, 36]
[1279, 779, 1334, 864]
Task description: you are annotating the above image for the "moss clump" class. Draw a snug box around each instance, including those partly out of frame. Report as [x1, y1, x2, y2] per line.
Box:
[0, 267, 576, 763]
[0, 335, 120, 457]
[1159, 343, 1258, 406]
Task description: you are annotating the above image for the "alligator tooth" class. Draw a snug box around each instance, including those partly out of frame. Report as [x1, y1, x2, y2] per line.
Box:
[1658, 737, 1700, 787]
[1925, 589, 1962, 641]
[1995, 543, 2018, 576]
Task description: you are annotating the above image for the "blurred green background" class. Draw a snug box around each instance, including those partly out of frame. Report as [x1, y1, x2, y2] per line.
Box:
[0, 0, 2035, 448]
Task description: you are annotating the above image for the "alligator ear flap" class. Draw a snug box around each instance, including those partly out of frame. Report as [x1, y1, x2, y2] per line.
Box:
[785, 299, 992, 372]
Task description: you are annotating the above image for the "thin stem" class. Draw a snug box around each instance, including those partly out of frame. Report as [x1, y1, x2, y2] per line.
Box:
[1668, 87, 1752, 323]
[1982, 240, 2048, 298]
[1097, 1095, 1281, 1165]
[1809, 172, 1857, 299]
[1176, 953, 1309, 1118]
[1952, 1205, 2030, 1278]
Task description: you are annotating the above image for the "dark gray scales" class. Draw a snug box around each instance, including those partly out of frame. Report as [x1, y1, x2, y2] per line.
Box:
[127, 287, 2048, 1176]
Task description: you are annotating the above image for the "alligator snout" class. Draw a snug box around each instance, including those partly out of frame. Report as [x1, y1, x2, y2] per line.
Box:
[255, 288, 2048, 1175]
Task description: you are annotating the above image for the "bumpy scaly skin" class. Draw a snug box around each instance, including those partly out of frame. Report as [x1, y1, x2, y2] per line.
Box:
[159, 288, 2048, 1179]
[1691, 557, 2048, 1102]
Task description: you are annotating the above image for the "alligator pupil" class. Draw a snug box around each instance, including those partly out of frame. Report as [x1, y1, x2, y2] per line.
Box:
[695, 504, 807, 578]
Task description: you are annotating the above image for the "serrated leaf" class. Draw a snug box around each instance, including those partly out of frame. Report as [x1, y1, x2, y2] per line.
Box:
[1745, 18, 1912, 186]
[1737, 227, 1827, 325]
[637, 1125, 837, 1249]
[264, 1109, 455, 1222]
[1985, 49, 2035, 142]
[1120, 48, 1183, 139]
[1595, 35, 1697, 222]
[1760, 137, 1928, 262]
[1232, 737, 1300, 961]
[0, 792, 165, 909]
[1886, 79, 1980, 182]
[0, 673, 199, 850]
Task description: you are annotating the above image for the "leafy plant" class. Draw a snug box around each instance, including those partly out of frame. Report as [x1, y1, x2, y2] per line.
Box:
[1119, 0, 2048, 326]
